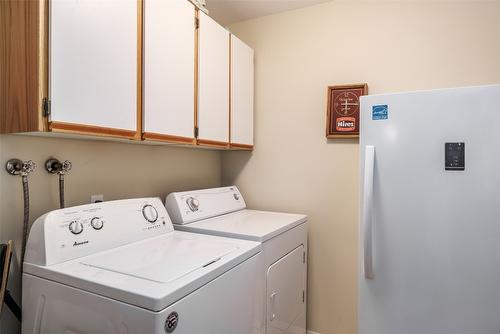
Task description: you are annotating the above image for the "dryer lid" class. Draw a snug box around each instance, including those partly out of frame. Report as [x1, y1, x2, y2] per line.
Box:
[82, 234, 237, 283]
[175, 210, 307, 242]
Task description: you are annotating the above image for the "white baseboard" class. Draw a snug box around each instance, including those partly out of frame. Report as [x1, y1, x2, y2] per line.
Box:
[307, 331, 321, 334]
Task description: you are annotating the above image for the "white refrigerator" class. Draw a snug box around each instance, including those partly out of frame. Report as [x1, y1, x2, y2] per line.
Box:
[359, 84, 500, 334]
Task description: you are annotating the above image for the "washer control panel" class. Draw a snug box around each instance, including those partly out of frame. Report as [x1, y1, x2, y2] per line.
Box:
[165, 186, 246, 225]
[24, 198, 173, 266]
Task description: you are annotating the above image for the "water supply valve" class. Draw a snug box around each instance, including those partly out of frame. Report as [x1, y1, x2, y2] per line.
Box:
[45, 158, 72, 175]
[5, 159, 36, 176]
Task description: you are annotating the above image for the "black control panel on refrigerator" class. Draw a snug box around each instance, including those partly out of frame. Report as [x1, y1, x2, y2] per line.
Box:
[445, 142, 465, 171]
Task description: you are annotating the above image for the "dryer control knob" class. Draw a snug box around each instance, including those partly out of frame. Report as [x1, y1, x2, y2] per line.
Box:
[69, 221, 83, 235]
[142, 204, 159, 223]
[186, 197, 200, 212]
[91, 217, 104, 230]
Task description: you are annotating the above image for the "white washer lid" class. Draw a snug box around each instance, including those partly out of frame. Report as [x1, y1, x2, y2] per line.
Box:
[82, 234, 237, 283]
[24, 231, 261, 311]
[174, 210, 307, 242]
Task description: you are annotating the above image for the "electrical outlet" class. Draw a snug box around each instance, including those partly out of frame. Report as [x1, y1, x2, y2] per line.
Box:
[90, 194, 104, 203]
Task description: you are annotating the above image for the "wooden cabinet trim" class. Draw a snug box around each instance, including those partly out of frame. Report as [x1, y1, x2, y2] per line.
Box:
[50, 121, 137, 139]
[136, 0, 143, 140]
[197, 138, 229, 148]
[143, 132, 195, 144]
[39, 0, 49, 132]
[228, 34, 232, 145]
[230, 143, 253, 150]
[0, 0, 46, 133]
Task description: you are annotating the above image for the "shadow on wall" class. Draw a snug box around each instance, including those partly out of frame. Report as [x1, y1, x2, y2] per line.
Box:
[221, 151, 253, 185]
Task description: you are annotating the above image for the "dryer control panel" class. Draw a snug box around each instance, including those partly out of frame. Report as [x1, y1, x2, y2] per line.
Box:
[165, 186, 246, 225]
[24, 198, 173, 266]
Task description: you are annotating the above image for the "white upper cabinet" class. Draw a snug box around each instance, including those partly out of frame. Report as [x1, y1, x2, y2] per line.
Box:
[143, 0, 195, 142]
[230, 35, 254, 147]
[50, 0, 138, 135]
[197, 12, 230, 146]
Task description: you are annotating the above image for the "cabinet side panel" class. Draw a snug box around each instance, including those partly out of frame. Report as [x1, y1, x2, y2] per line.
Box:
[230, 36, 254, 146]
[0, 0, 44, 133]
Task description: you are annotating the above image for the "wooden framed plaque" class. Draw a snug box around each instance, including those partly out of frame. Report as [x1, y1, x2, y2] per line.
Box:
[326, 83, 368, 138]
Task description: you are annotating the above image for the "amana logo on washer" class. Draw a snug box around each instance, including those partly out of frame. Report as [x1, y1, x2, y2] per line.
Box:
[165, 312, 179, 333]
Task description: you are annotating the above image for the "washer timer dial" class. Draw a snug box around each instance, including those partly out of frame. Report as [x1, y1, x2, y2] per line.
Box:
[91, 217, 104, 230]
[69, 220, 83, 235]
[142, 204, 159, 223]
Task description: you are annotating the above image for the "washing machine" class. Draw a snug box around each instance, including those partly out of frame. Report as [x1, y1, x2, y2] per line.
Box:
[22, 197, 264, 334]
[165, 186, 308, 334]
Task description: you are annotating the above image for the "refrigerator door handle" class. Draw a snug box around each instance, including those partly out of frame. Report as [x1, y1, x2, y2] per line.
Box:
[362, 145, 375, 279]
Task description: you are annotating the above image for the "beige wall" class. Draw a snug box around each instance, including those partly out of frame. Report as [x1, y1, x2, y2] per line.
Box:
[223, 2, 500, 333]
[0, 135, 221, 333]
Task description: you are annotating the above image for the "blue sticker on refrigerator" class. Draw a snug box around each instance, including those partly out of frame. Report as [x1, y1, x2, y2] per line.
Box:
[372, 105, 388, 120]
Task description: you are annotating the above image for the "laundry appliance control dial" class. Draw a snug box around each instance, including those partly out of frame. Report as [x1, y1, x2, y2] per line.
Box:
[142, 204, 159, 223]
[186, 197, 200, 212]
[69, 220, 83, 235]
[91, 217, 104, 230]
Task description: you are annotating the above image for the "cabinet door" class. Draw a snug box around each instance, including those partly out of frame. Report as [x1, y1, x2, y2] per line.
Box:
[267, 245, 307, 334]
[50, 0, 138, 137]
[230, 35, 254, 148]
[143, 0, 195, 144]
[197, 12, 230, 147]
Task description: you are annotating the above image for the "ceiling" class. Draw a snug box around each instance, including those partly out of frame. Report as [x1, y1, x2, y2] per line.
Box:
[205, 0, 332, 25]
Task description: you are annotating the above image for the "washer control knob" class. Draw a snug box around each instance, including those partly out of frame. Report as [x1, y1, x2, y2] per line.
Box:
[142, 204, 159, 223]
[91, 217, 104, 230]
[186, 197, 200, 212]
[69, 221, 83, 235]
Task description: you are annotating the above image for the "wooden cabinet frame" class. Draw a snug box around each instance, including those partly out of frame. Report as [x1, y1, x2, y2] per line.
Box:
[48, 0, 143, 140]
[1, 0, 142, 140]
[0, 1, 252, 150]
[142, 0, 198, 145]
[1, 0, 48, 134]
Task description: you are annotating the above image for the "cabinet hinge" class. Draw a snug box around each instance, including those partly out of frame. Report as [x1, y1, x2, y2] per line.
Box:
[194, 17, 199, 29]
[42, 98, 51, 117]
[303, 251, 306, 263]
[302, 290, 305, 303]
[194, 126, 199, 138]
